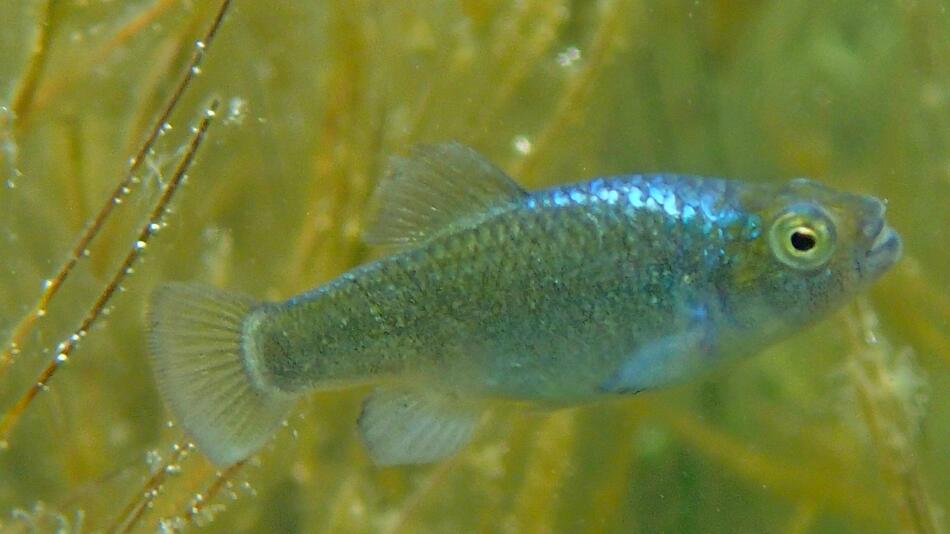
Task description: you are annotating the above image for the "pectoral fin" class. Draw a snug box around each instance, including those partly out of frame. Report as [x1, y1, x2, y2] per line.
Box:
[599, 303, 717, 394]
[357, 387, 482, 466]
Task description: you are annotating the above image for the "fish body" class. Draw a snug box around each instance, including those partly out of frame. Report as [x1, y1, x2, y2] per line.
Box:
[254, 176, 766, 401]
[149, 143, 901, 466]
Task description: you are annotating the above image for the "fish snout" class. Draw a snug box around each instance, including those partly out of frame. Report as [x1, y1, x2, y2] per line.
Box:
[857, 195, 901, 278]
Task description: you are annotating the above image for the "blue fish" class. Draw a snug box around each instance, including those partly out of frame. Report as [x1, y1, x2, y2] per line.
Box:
[148, 142, 901, 466]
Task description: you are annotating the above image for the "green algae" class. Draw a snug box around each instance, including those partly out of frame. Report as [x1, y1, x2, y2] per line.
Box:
[0, 1, 947, 532]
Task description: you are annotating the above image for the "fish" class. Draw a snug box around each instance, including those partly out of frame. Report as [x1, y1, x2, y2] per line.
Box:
[147, 142, 902, 466]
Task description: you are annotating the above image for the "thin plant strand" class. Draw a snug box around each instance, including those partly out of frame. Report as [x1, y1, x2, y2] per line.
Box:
[161, 460, 246, 532]
[0, 0, 234, 378]
[0, 98, 222, 445]
[22, 0, 180, 131]
[0, 0, 54, 179]
[845, 298, 945, 534]
[9, 0, 55, 136]
[109, 440, 190, 534]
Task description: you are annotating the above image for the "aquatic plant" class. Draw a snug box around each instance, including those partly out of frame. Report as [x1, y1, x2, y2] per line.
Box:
[0, 1, 946, 532]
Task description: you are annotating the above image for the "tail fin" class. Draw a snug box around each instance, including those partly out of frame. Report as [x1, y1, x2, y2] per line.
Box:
[148, 283, 295, 466]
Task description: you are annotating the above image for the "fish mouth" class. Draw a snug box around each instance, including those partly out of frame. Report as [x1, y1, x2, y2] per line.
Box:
[863, 224, 902, 278]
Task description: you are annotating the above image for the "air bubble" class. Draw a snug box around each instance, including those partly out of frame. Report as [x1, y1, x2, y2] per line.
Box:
[158, 517, 186, 533]
[225, 97, 248, 125]
[194, 504, 225, 526]
[513, 135, 533, 155]
[556, 46, 582, 67]
[145, 449, 163, 470]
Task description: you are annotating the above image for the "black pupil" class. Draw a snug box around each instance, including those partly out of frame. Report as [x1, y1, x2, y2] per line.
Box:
[790, 230, 817, 252]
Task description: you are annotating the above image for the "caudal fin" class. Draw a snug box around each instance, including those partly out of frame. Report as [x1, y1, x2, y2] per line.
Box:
[148, 283, 295, 466]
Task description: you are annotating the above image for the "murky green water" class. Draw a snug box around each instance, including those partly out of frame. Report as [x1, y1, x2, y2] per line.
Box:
[0, 1, 947, 532]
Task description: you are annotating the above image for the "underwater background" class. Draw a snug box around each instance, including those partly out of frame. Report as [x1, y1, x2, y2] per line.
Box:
[0, 0, 947, 532]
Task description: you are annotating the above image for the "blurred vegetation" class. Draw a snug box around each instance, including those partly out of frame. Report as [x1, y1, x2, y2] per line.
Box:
[0, 0, 947, 532]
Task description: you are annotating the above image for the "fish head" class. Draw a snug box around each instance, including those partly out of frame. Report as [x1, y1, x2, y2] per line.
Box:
[726, 178, 901, 336]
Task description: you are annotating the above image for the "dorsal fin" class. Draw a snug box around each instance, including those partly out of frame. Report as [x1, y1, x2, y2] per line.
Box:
[363, 142, 526, 248]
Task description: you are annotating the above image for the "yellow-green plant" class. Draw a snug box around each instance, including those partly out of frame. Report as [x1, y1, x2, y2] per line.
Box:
[0, 1, 946, 532]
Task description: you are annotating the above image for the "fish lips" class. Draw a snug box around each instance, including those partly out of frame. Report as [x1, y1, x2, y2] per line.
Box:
[856, 197, 901, 279]
[862, 223, 902, 279]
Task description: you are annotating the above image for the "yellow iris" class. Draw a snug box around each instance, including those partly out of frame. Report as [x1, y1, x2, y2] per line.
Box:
[769, 204, 836, 270]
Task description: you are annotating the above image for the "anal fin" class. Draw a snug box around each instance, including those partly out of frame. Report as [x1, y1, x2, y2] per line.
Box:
[357, 387, 482, 466]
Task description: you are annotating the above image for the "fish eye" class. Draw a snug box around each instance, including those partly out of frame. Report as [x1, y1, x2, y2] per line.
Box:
[769, 204, 836, 270]
[789, 228, 817, 252]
